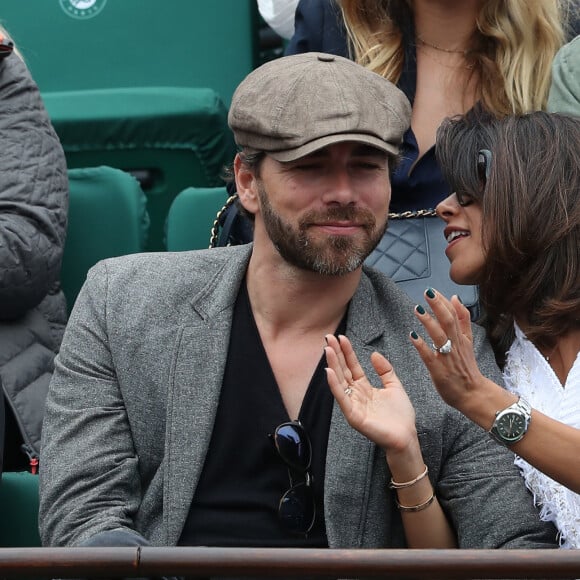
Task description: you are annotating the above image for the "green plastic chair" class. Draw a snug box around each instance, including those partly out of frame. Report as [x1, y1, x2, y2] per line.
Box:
[0, 471, 41, 547]
[3, 0, 259, 250]
[62, 166, 150, 312]
[44, 88, 235, 252]
[166, 187, 229, 252]
[2, 0, 260, 106]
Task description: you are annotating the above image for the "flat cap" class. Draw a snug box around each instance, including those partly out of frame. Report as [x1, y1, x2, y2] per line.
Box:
[228, 52, 411, 162]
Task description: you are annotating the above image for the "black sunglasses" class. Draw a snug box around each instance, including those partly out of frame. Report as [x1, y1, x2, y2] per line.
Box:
[270, 420, 315, 536]
[477, 148, 492, 191]
[456, 148, 492, 207]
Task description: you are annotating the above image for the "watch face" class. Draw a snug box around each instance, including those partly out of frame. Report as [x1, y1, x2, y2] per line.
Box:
[496, 411, 527, 442]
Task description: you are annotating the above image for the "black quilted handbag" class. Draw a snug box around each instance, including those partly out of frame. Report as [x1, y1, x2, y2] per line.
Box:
[365, 209, 479, 320]
[211, 199, 479, 320]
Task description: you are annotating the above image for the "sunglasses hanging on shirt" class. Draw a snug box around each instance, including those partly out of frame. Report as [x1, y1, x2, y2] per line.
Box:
[270, 420, 316, 536]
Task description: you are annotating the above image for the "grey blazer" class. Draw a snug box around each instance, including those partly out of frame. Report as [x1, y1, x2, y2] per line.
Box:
[39, 245, 557, 549]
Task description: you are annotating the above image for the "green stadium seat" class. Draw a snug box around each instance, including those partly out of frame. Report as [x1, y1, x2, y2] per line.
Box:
[44, 88, 236, 251]
[0, 471, 40, 547]
[166, 187, 229, 252]
[62, 166, 150, 312]
[2, 0, 260, 106]
[2, 0, 257, 250]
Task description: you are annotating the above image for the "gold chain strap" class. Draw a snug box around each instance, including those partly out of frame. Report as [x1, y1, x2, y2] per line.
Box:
[210, 197, 437, 247]
[209, 194, 239, 248]
[388, 209, 437, 219]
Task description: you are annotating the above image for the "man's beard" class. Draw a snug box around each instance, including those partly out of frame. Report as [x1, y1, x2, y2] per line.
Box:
[257, 182, 387, 276]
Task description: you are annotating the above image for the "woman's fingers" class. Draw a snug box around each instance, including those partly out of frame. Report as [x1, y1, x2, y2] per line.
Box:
[413, 302, 450, 353]
[414, 288, 474, 351]
[409, 293, 484, 411]
[451, 294, 473, 343]
[409, 329, 439, 367]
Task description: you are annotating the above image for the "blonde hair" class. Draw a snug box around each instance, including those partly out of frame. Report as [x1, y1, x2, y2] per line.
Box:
[339, 0, 574, 115]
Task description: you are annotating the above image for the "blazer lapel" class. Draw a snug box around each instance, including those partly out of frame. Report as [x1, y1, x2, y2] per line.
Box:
[162, 247, 252, 544]
[324, 273, 386, 548]
[163, 318, 230, 544]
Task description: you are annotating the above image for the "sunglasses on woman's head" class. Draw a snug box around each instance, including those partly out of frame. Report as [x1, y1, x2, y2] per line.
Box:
[477, 149, 492, 191]
[270, 420, 315, 536]
[456, 148, 492, 207]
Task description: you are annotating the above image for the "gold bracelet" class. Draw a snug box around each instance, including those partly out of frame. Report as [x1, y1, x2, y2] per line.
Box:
[396, 492, 435, 513]
[389, 465, 428, 489]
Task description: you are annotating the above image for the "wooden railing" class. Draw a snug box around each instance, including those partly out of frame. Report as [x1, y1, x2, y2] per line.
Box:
[0, 548, 579, 578]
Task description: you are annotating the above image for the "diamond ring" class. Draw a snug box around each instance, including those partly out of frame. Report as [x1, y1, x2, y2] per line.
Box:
[432, 338, 452, 354]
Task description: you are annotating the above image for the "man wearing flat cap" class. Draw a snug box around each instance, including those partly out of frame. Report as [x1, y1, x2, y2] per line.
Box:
[39, 53, 556, 554]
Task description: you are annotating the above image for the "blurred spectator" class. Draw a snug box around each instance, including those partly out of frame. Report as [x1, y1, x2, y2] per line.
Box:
[0, 26, 68, 474]
[285, 0, 348, 57]
[257, 0, 300, 40]
[548, 34, 580, 115]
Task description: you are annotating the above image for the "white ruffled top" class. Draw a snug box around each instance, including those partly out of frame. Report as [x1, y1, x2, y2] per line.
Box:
[502, 323, 580, 549]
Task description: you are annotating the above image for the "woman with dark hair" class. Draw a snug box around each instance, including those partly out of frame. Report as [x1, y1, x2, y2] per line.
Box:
[407, 110, 580, 547]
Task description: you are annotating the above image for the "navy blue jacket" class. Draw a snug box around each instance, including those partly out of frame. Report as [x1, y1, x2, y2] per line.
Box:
[286, 0, 349, 58]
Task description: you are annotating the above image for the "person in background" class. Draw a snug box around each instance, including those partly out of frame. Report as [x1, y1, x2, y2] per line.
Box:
[409, 110, 580, 548]
[257, 0, 300, 40]
[548, 34, 580, 115]
[286, 0, 349, 58]
[286, 0, 576, 212]
[40, 53, 556, 552]
[0, 25, 68, 475]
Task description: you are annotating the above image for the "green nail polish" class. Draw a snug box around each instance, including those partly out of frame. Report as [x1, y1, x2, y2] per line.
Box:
[426, 288, 436, 299]
[410, 330, 419, 340]
[415, 304, 426, 315]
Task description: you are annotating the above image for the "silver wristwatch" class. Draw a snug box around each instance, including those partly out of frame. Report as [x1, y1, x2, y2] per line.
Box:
[489, 397, 532, 446]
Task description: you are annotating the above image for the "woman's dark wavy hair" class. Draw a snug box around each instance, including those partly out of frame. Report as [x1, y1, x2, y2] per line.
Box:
[436, 108, 580, 366]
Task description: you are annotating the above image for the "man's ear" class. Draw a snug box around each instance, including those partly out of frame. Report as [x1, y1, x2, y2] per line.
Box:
[234, 153, 260, 215]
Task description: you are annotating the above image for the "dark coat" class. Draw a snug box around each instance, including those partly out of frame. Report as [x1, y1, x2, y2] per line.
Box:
[285, 0, 349, 58]
[0, 49, 68, 470]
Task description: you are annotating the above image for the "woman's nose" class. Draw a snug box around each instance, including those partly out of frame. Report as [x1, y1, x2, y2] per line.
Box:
[436, 193, 459, 220]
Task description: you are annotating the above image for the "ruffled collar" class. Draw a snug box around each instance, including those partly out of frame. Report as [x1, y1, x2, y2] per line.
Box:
[504, 323, 580, 426]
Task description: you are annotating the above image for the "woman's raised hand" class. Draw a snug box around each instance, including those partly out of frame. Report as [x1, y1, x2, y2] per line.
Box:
[409, 288, 487, 411]
[324, 334, 418, 453]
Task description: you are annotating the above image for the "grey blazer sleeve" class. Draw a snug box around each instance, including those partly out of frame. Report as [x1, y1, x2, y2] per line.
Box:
[39, 261, 146, 547]
[0, 53, 68, 319]
[435, 328, 558, 548]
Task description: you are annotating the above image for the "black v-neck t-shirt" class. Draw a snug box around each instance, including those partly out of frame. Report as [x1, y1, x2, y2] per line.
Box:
[178, 283, 343, 547]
